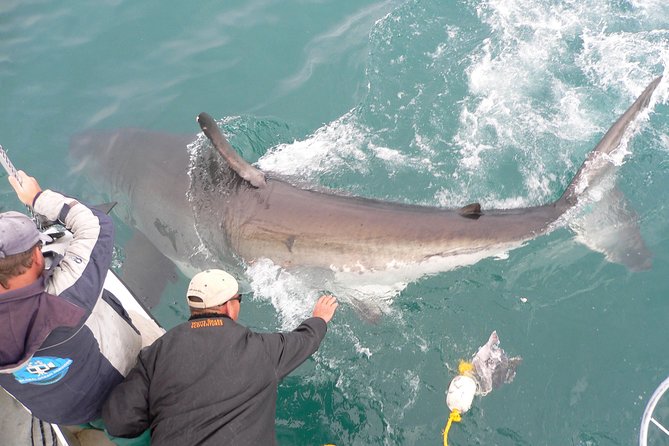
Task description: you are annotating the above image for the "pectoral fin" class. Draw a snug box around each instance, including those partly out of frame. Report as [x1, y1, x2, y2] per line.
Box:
[92, 201, 117, 215]
[120, 230, 180, 308]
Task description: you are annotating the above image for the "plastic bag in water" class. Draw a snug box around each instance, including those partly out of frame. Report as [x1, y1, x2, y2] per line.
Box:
[472, 331, 522, 396]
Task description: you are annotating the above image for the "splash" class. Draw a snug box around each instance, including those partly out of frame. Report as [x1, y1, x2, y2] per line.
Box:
[257, 111, 371, 180]
[244, 258, 401, 328]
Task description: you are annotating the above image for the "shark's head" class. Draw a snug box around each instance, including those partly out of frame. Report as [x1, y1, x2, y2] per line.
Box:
[70, 130, 119, 180]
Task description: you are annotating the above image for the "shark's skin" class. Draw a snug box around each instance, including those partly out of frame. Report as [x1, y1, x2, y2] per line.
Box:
[70, 77, 661, 305]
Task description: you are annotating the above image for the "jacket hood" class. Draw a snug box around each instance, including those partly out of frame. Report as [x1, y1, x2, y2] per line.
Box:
[0, 275, 85, 371]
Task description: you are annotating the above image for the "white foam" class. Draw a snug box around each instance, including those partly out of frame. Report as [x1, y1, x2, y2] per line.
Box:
[353, 340, 373, 359]
[400, 371, 421, 414]
[578, 30, 669, 95]
[370, 144, 408, 164]
[630, 0, 669, 10]
[245, 259, 318, 330]
[444, 0, 669, 211]
[659, 134, 669, 153]
[550, 82, 602, 142]
[257, 111, 370, 179]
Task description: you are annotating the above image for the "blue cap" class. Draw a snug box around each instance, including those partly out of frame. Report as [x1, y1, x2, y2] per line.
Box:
[0, 212, 49, 259]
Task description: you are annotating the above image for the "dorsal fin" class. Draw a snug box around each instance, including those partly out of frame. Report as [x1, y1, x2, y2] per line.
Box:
[196, 112, 267, 188]
[459, 202, 482, 219]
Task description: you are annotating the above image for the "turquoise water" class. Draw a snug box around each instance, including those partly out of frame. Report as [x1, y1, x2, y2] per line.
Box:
[3, 0, 669, 445]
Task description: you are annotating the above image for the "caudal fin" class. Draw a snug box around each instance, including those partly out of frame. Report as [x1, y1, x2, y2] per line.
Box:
[556, 76, 662, 270]
[558, 76, 662, 208]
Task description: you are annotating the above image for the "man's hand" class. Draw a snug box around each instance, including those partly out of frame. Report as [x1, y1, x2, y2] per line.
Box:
[8, 171, 42, 207]
[312, 295, 338, 323]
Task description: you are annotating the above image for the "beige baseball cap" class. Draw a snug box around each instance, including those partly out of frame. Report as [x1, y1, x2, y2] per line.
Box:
[186, 269, 239, 309]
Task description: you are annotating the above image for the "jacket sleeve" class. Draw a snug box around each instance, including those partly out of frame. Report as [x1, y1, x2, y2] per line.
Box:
[261, 317, 327, 380]
[34, 190, 114, 311]
[101, 353, 152, 438]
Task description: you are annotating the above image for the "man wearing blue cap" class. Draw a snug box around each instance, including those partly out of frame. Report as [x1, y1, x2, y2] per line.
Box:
[0, 171, 142, 429]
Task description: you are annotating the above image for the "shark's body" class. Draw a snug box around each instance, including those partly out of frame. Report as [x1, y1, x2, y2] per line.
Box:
[71, 77, 661, 305]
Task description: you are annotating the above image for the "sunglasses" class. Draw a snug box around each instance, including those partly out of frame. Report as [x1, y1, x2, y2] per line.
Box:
[229, 294, 243, 303]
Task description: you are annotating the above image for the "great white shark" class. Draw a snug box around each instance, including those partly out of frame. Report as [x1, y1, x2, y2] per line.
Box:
[71, 76, 661, 307]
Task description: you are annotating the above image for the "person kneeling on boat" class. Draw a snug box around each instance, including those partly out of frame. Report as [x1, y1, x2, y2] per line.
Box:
[102, 269, 338, 445]
[0, 171, 142, 434]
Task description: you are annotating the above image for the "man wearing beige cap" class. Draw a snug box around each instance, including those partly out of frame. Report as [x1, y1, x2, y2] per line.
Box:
[103, 268, 338, 445]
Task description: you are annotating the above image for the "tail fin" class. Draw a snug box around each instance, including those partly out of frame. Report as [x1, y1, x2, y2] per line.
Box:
[556, 76, 662, 270]
[558, 76, 662, 208]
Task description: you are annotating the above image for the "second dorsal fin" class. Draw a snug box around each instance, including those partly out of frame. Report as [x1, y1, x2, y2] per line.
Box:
[459, 202, 482, 219]
[197, 112, 267, 188]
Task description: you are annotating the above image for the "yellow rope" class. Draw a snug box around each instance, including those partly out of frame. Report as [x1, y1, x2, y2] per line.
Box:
[443, 409, 462, 446]
[443, 360, 471, 445]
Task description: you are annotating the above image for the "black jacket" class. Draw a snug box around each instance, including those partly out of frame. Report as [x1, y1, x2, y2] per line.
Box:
[102, 314, 327, 445]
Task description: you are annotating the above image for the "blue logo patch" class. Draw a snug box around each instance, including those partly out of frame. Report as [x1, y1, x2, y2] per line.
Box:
[13, 356, 73, 385]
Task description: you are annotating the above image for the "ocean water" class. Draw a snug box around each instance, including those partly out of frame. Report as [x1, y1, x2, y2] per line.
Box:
[2, 1, 669, 445]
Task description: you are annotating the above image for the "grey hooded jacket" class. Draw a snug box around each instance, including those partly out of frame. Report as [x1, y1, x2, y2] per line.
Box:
[0, 190, 141, 424]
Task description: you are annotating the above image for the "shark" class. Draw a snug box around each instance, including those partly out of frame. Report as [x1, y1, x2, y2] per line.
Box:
[70, 76, 661, 307]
